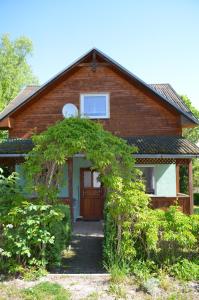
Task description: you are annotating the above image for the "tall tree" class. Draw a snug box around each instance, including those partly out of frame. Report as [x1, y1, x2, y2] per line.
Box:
[181, 95, 199, 144]
[0, 34, 38, 139]
[180, 95, 199, 192]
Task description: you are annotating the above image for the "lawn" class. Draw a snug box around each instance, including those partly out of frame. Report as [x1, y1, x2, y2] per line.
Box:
[0, 282, 71, 300]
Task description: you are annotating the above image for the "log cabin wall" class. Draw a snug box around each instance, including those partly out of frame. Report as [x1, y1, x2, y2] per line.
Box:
[9, 64, 182, 138]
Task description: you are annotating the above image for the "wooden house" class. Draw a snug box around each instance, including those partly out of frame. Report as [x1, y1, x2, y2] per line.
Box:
[0, 48, 199, 220]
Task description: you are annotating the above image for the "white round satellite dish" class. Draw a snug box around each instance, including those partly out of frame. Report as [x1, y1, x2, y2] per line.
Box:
[62, 103, 78, 118]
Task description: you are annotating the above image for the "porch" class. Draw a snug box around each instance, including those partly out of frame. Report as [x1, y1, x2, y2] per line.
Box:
[0, 136, 198, 219]
[51, 156, 195, 219]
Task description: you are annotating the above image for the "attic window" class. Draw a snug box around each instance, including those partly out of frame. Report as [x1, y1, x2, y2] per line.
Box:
[80, 94, 110, 119]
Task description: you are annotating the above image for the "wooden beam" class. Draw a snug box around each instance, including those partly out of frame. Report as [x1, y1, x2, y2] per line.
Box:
[91, 51, 97, 72]
[188, 159, 194, 214]
[176, 162, 180, 194]
[0, 117, 14, 129]
[78, 62, 109, 67]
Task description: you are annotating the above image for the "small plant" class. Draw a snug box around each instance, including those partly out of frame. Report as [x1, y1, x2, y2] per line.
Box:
[169, 259, 199, 281]
[141, 277, 160, 296]
[20, 267, 48, 281]
[23, 281, 71, 300]
[158, 271, 172, 291]
[108, 263, 128, 284]
[166, 292, 190, 300]
[131, 260, 157, 283]
[85, 291, 101, 300]
[109, 283, 127, 299]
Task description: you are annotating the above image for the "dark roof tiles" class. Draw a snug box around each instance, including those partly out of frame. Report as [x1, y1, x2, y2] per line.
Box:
[0, 139, 34, 154]
[125, 136, 199, 155]
[0, 86, 39, 120]
[0, 136, 199, 156]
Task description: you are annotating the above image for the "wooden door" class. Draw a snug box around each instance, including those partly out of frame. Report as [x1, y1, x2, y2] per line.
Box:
[80, 168, 104, 220]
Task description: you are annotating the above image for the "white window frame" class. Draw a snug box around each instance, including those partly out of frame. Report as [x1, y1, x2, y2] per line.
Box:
[80, 93, 110, 119]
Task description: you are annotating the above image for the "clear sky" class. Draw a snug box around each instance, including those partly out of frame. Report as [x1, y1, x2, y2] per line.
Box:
[1, 0, 199, 109]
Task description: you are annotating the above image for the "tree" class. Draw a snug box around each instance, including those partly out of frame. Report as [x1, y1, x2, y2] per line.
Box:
[0, 34, 38, 140]
[181, 95, 199, 144]
[180, 95, 199, 192]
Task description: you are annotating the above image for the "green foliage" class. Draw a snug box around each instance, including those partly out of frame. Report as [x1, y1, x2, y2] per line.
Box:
[131, 260, 157, 282]
[0, 169, 71, 276]
[180, 95, 199, 191]
[46, 205, 71, 267]
[0, 34, 38, 111]
[22, 117, 149, 277]
[194, 193, 199, 206]
[0, 168, 25, 219]
[181, 95, 199, 144]
[193, 158, 199, 189]
[105, 203, 199, 281]
[20, 266, 48, 281]
[22, 117, 199, 282]
[23, 118, 140, 202]
[179, 165, 188, 194]
[23, 281, 71, 300]
[0, 34, 38, 141]
[194, 206, 199, 215]
[169, 259, 199, 281]
[108, 263, 129, 284]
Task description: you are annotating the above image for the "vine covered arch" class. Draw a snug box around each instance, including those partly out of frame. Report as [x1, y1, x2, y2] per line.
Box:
[24, 118, 149, 265]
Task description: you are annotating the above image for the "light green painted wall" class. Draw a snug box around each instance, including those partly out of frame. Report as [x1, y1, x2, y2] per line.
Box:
[73, 157, 91, 220]
[16, 160, 176, 220]
[15, 164, 68, 197]
[155, 164, 176, 196]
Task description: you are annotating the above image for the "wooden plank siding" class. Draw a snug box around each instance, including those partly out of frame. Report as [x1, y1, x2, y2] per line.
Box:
[9, 64, 182, 139]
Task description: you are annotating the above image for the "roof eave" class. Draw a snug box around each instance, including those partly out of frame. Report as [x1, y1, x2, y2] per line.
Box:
[133, 154, 199, 158]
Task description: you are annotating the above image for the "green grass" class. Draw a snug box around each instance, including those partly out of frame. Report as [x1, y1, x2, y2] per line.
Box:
[0, 283, 22, 300]
[194, 205, 199, 214]
[23, 282, 71, 300]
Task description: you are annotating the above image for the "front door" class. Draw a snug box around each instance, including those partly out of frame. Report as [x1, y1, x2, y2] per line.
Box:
[80, 168, 104, 220]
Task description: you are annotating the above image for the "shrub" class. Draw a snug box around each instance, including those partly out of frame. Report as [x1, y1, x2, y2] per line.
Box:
[0, 202, 71, 274]
[104, 203, 199, 282]
[0, 169, 71, 276]
[169, 259, 199, 281]
[0, 168, 25, 219]
[46, 204, 71, 268]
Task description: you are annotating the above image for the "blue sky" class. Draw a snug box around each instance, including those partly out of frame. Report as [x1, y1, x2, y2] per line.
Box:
[1, 0, 199, 109]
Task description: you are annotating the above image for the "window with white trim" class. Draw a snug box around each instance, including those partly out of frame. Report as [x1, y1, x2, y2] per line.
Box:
[80, 94, 110, 119]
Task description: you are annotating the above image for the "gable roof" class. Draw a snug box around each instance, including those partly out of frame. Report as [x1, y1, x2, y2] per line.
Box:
[149, 84, 198, 124]
[0, 48, 198, 125]
[0, 86, 40, 121]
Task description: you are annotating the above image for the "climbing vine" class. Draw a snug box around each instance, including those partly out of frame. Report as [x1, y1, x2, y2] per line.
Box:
[23, 117, 199, 280]
[23, 117, 148, 260]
